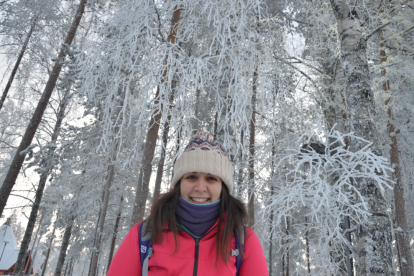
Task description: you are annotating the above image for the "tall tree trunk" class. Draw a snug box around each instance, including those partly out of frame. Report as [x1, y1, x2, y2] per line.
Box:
[24, 214, 43, 276]
[379, 26, 414, 275]
[88, 160, 116, 276]
[53, 219, 73, 276]
[0, 0, 87, 217]
[192, 87, 201, 132]
[247, 68, 257, 228]
[106, 196, 123, 273]
[305, 216, 310, 275]
[87, 188, 105, 275]
[130, 6, 182, 226]
[153, 79, 177, 201]
[285, 217, 290, 276]
[0, 15, 38, 112]
[268, 144, 276, 275]
[40, 226, 56, 276]
[236, 129, 244, 194]
[213, 111, 219, 140]
[13, 91, 70, 276]
[330, 0, 394, 274]
[89, 83, 126, 276]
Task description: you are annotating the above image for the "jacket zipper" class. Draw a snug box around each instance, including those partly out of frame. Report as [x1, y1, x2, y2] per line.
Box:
[193, 238, 200, 276]
[176, 224, 217, 276]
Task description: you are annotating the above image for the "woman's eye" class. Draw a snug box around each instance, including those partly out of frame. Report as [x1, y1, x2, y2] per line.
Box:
[208, 177, 218, 181]
[187, 175, 196, 179]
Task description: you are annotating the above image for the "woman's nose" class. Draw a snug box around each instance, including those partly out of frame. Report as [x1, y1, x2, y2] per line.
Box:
[194, 179, 207, 191]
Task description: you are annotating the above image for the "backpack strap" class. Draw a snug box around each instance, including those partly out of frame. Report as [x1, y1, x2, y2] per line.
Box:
[232, 226, 245, 276]
[138, 222, 152, 276]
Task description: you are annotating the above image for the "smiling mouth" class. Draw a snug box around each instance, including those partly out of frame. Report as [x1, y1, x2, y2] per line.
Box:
[190, 197, 210, 203]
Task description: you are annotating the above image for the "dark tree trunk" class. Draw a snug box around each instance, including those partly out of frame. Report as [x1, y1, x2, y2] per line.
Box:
[247, 68, 257, 229]
[13, 91, 70, 276]
[106, 196, 123, 273]
[213, 111, 218, 140]
[0, 16, 37, 111]
[88, 162, 116, 276]
[153, 80, 177, 201]
[305, 216, 310, 274]
[24, 214, 43, 276]
[89, 85, 126, 276]
[40, 226, 56, 276]
[379, 26, 413, 275]
[236, 129, 244, 196]
[53, 220, 73, 276]
[268, 142, 276, 275]
[0, 0, 87, 217]
[87, 189, 105, 275]
[130, 6, 182, 225]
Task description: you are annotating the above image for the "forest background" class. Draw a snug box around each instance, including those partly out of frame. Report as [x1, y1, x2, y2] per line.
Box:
[0, 0, 413, 275]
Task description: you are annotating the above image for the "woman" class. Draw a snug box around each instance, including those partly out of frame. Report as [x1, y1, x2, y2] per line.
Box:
[107, 132, 268, 275]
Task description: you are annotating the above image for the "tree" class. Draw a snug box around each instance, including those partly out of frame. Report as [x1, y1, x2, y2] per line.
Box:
[0, 0, 87, 217]
[330, 0, 394, 273]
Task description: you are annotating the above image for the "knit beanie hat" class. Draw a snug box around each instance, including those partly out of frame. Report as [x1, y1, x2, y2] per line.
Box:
[171, 132, 234, 193]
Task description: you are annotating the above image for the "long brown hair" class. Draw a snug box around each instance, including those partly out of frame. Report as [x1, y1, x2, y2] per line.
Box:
[144, 181, 247, 263]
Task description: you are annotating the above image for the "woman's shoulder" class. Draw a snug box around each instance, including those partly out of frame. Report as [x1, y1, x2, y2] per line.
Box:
[242, 226, 263, 252]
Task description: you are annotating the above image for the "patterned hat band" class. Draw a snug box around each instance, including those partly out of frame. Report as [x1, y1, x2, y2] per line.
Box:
[171, 132, 234, 192]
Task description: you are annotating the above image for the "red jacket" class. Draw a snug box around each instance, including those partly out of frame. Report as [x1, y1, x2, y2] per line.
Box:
[107, 218, 268, 276]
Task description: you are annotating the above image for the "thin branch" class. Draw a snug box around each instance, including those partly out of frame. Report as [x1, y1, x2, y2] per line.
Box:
[273, 55, 323, 97]
[287, 56, 324, 74]
[365, 21, 392, 41]
[153, 0, 166, 43]
[374, 60, 403, 71]
[275, 9, 313, 26]
[10, 193, 34, 204]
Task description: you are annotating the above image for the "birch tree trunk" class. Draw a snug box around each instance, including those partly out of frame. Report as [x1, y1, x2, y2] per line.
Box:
[13, 91, 70, 276]
[0, 0, 87, 217]
[130, 6, 182, 225]
[53, 220, 73, 276]
[330, 0, 394, 274]
[0, 15, 38, 112]
[379, 26, 414, 275]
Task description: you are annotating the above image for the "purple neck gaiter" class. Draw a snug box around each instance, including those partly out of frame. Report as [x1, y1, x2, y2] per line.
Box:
[175, 197, 220, 237]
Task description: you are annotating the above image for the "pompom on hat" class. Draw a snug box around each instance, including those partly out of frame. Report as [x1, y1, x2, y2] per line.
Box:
[171, 132, 234, 192]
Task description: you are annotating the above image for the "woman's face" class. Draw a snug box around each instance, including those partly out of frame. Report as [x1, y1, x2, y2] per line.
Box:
[180, 172, 222, 204]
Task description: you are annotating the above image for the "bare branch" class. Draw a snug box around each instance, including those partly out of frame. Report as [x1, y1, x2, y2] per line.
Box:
[365, 21, 393, 41]
[10, 193, 34, 204]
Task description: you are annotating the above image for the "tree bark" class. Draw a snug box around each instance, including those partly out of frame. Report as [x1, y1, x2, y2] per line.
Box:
[88, 161, 116, 276]
[0, 15, 38, 112]
[106, 196, 123, 273]
[40, 226, 56, 276]
[330, 0, 394, 274]
[24, 214, 43, 276]
[247, 68, 257, 229]
[0, 0, 87, 217]
[89, 83, 126, 276]
[285, 217, 290, 276]
[130, 6, 182, 226]
[53, 221, 73, 276]
[379, 26, 414, 275]
[13, 90, 70, 276]
[153, 79, 177, 201]
[305, 216, 310, 275]
[268, 144, 276, 275]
